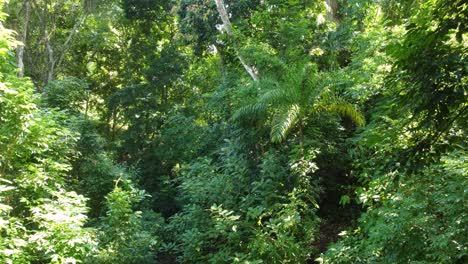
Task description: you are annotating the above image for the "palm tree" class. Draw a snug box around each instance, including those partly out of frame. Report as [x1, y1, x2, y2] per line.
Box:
[233, 63, 365, 150]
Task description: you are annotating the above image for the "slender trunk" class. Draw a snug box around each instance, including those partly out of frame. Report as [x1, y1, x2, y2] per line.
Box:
[56, 15, 86, 70]
[30, 0, 46, 84]
[213, 44, 227, 85]
[214, 0, 258, 81]
[45, 31, 54, 83]
[32, 0, 86, 84]
[40, 1, 55, 84]
[111, 110, 117, 141]
[84, 91, 90, 120]
[47, 15, 86, 83]
[299, 118, 305, 159]
[17, 0, 31, 77]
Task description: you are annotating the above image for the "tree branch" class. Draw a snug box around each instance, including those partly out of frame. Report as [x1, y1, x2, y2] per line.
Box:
[56, 15, 87, 70]
[214, 0, 258, 81]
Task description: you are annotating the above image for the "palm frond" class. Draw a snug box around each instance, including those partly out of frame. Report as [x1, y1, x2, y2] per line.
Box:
[259, 88, 294, 106]
[317, 94, 365, 126]
[306, 84, 325, 108]
[319, 70, 350, 91]
[297, 71, 323, 108]
[255, 77, 278, 91]
[301, 63, 318, 86]
[270, 104, 301, 143]
[327, 102, 365, 126]
[232, 102, 268, 122]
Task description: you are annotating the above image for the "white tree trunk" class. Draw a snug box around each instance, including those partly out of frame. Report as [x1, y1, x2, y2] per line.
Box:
[214, 0, 258, 81]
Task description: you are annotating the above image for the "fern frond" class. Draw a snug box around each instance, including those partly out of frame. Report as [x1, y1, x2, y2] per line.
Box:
[270, 104, 301, 143]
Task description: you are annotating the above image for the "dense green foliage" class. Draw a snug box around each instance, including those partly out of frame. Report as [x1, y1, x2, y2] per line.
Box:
[0, 0, 466, 263]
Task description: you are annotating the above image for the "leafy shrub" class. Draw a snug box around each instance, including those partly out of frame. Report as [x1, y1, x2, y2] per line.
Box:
[28, 190, 98, 263]
[0, 180, 30, 264]
[0, 9, 98, 262]
[94, 178, 163, 264]
[166, 142, 320, 263]
[319, 151, 467, 263]
[43, 77, 88, 113]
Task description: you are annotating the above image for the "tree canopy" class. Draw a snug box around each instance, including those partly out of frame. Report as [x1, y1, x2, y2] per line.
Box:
[0, 0, 466, 263]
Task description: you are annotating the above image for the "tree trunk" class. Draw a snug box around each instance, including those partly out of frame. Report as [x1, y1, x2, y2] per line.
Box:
[84, 90, 90, 120]
[214, 0, 258, 81]
[324, 0, 339, 22]
[31, 0, 86, 84]
[40, 1, 55, 84]
[46, 15, 86, 83]
[56, 15, 86, 70]
[17, 0, 30, 77]
[213, 44, 227, 85]
[299, 118, 305, 159]
[45, 31, 54, 83]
